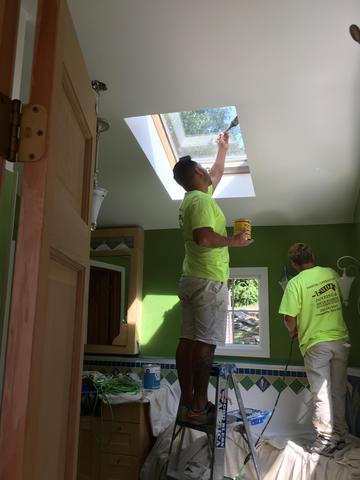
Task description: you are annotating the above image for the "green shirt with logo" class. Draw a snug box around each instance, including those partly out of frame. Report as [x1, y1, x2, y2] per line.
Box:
[179, 185, 229, 282]
[279, 266, 348, 355]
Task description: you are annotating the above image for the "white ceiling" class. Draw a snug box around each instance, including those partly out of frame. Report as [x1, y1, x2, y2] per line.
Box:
[68, 0, 360, 230]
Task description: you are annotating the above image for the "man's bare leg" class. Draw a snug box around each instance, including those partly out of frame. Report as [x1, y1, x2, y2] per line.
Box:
[175, 338, 195, 407]
[192, 340, 216, 411]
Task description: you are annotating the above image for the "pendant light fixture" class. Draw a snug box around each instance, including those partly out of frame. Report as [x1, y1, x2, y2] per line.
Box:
[91, 80, 110, 231]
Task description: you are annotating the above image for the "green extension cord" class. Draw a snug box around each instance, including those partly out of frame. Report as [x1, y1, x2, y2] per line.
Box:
[84, 373, 141, 451]
[90, 374, 140, 400]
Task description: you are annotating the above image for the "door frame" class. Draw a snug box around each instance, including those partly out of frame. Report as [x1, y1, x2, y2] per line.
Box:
[0, 1, 74, 478]
[0, 0, 20, 199]
[0, 2, 95, 477]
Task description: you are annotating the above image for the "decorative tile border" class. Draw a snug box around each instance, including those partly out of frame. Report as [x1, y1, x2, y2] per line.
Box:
[83, 356, 360, 397]
[84, 356, 310, 394]
[84, 356, 308, 376]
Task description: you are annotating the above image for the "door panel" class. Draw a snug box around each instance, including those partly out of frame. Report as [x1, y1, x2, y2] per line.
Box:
[0, 1, 96, 479]
[54, 67, 93, 217]
[29, 255, 86, 479]
[34, 258, 79, 479]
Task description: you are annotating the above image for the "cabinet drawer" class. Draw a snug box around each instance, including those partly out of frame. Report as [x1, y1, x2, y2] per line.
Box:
[96, 421, 139, 455]
[100, 453, 140, 480]
[102, 402, 146, 423]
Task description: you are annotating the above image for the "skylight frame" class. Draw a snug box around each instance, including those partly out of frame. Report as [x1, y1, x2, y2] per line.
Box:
[151, 108, 249, 175]
[124, 114, 256, 200]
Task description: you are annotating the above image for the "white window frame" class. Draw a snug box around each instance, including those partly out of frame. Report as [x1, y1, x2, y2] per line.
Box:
[215, 267, 270, 358]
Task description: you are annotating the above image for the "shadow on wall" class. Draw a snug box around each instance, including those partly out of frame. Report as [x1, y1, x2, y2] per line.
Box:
[140, 301, 181, 357]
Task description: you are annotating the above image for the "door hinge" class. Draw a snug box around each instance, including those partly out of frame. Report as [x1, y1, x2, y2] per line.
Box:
[0, 92, 47, 163]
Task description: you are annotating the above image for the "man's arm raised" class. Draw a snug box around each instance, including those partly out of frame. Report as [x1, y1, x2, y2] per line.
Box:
[209, 132, 229, 191]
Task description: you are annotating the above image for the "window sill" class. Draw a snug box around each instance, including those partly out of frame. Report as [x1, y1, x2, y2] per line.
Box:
[215, 344, 270, 358]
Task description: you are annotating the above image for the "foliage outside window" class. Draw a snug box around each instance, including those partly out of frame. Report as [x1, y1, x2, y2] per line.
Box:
[216, 267, 270, 358]
[227, 278, 260, 346]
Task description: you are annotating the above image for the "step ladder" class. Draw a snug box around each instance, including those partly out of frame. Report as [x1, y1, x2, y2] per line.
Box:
[166, 363, 262, 480]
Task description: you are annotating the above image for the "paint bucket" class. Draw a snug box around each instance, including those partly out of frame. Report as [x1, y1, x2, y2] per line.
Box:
[233, 219, 252, 240]
[143, 364, 161, 390]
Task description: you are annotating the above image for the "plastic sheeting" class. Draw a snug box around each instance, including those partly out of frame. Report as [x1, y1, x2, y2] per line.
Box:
[139, 380, 360, 479]
[141, 425, 360, 480]
[226, 435, 360, 479]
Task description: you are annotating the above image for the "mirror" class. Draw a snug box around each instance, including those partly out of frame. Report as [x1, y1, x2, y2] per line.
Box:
[87, 260, 126, 345]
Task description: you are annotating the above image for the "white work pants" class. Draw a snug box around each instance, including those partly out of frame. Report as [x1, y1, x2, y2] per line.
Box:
[304, 339, 350, 441]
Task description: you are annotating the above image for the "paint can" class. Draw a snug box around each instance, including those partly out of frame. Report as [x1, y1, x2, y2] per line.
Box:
[143, 364, 161, 390]
[233, 219, 252, 240]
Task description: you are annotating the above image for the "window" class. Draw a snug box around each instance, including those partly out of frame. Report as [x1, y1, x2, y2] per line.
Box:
[154, 106, 249, 174]
[216, 267, 270, 358]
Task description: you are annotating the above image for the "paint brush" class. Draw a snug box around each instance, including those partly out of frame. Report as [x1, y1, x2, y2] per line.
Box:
[223, 116, 239, 134]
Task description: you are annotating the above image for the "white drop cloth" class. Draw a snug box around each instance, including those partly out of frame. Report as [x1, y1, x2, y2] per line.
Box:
[138, 381, 360, 480]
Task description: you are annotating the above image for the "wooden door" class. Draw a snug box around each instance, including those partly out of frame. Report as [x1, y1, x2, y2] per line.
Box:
[0, 1, 96, 479]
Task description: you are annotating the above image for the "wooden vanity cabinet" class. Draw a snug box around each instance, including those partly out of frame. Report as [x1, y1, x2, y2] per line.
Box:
[78, 402, 154, 480]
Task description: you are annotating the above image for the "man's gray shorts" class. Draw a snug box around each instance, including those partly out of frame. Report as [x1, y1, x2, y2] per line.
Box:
[178, 275, 228, 346]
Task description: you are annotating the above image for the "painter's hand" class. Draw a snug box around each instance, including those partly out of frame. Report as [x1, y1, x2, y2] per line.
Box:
[229, 231, 254, 247]
[216, 132, 229, 151]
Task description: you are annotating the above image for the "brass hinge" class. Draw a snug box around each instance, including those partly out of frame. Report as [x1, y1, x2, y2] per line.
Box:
[0, 92, 47, 163]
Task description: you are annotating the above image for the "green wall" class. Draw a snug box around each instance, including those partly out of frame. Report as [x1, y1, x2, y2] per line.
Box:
[352, 187, 360, 261]
[0, 170, 16, 301]
[141, 224, 360, 367]
[349, 186, 360, 364]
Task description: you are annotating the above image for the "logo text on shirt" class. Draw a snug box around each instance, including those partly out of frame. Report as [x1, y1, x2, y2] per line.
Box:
[312, 282, 336, 298]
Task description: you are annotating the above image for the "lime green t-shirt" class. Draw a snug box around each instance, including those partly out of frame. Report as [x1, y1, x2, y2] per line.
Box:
[279, 266, 348, 355]
[179, 185, 229, 282]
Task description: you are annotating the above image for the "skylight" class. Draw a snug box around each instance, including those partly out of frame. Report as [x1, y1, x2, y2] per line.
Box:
[124, 106, 255, 200]
[157, 106, 248, 174]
